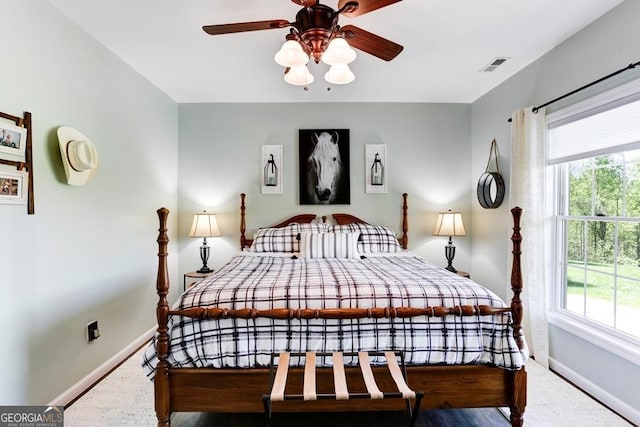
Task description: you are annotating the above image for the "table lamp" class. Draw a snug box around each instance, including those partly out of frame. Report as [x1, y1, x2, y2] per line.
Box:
[188, 211, 221, 273]
[432, 210, 466, 273]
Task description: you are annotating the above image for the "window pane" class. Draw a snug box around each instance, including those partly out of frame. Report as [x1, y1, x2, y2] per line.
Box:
[627, 152, 640, 217]
[586, 221, 614, 265]
[566, 263, 586, 315]
[594, 156, 623, 216]
[617, 222, 640, 266]
[567, 220, 585, 263]
[617, 277, 640, 337]
[568, 160, 593, 216]
[616, 223, 640, 337]
[584, 270, 615, 328]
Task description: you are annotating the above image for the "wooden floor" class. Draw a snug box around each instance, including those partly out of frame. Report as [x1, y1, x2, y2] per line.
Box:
[171, 408, 510, 427]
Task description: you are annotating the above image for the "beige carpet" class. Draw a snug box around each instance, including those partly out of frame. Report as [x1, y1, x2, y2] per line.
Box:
[64, 347, 631, 426]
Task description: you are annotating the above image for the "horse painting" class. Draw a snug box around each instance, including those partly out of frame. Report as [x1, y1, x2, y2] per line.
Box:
[299, 129, 350, 205]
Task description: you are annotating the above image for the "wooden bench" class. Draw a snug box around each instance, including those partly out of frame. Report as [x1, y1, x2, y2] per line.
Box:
[262, 351, 424, 427]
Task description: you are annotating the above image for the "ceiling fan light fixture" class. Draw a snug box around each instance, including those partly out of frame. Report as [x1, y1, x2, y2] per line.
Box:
[284, 64, 315, 86]
[321, 37, 356, 65]
[274, 40, 309, 67]
[324, 63, 355, 85]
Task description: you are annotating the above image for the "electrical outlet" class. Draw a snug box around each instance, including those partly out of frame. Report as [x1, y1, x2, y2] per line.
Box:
[87, 320, 100, 342]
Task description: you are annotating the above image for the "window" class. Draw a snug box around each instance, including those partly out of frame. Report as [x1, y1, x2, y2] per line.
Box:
[548, 88, 640, 346]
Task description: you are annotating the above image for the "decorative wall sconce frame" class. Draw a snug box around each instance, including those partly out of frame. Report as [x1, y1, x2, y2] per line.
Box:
[365, 143, 387, 193]
[261, 145, 283, 194]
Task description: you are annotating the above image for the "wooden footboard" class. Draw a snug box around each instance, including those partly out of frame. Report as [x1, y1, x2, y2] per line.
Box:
[153, 196, 527, 427]
[166, 364, 525, 412]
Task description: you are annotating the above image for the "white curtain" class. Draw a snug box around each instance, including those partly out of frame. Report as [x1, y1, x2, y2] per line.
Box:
[510, 107, 550, 368]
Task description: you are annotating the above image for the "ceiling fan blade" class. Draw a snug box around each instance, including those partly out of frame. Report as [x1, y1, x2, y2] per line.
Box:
[341, 25, 403, 61]
[338, 0, 401, 17]
[291, 0, 317, 6]
[203, 20, 290, 36]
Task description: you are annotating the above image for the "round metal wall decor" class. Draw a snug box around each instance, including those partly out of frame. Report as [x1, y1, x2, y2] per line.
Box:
[477, 171, 505, 208]
[477, 139, 506, 209]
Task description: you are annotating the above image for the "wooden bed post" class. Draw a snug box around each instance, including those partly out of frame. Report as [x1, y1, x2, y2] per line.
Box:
[509, 206, 526, 427]
[240, 193, 247, 250]
[400, 193, 408, 249]
[155, 208, 171, 427]
[510, 207, 525, 350]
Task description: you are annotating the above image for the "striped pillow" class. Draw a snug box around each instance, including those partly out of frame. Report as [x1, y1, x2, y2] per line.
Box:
[299, 232, 360, 259]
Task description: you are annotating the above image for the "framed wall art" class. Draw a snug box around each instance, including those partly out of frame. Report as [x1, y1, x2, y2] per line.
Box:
[0, 169, 28, 205]
[261, 145, 283, 194]
[0, 110, 33, 214]
[299, 129, 350, 205]
[365, 143, 387, 193]
[0, 122, 27, 158]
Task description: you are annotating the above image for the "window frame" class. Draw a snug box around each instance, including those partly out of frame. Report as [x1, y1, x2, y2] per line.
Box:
[546, 79, 640, 367]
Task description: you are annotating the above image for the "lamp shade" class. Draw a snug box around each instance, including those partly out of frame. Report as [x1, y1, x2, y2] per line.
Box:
[188, 212, 221, 238]
[432, 211, 466, 237]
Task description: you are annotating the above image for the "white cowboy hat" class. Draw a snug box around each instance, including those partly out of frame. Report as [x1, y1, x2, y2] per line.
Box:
[57, 126, 99, 186]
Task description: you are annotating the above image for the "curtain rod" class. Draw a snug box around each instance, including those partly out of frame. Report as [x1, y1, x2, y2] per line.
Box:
[507, 60, 640, 122]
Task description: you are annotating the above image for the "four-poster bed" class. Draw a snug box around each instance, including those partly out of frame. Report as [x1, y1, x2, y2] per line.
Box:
[144, 193, 527, 427]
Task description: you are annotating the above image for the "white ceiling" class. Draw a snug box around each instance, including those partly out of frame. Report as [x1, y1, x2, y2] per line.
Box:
[48, 0, 623, 103]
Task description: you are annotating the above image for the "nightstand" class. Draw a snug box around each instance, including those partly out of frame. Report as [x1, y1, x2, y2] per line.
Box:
[456, 270, 470, 279]
[183, 271, 213, 291]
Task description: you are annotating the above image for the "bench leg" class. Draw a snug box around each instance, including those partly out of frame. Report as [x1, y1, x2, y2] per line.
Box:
[262, 395, 272, 427]
[408, 391, 424, 427]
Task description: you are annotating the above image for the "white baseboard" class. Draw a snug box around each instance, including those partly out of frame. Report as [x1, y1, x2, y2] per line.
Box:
[50, 327, 155, 407]
[549, 357, 640, 425]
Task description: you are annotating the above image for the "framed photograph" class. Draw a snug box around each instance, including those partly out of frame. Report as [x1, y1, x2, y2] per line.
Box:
[299, 129, 350, 205]
[261, 145, 283, 194]
[0, 169, 28, 205]
[366, 144, 387, 193]
[0, 122, 27, 158]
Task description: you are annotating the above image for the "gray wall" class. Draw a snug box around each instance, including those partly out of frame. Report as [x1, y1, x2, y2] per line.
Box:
[177, 103, 473, 281]
[3, 0, 638, 420]
[471, 0, 640, 420]
[0, 2, 179, 404]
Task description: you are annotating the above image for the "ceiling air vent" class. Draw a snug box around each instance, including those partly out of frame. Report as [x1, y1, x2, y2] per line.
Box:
[481, 57, 510, 72]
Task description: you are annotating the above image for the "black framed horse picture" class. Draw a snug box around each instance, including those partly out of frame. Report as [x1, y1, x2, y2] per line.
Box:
[299, 129, 350, 205]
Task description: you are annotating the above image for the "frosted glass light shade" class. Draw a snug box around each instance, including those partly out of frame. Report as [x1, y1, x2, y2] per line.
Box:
[324, 64, 355, 85]
[322, 38, 356, 65]
[274, 40, 309, 67]
[284, 65, 314, 85]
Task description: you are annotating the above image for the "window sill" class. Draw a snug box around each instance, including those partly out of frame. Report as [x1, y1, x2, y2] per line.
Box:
[548, 310, 640, 366]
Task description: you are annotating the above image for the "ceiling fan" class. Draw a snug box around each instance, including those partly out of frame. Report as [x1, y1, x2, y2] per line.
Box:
[202, 0, 403, 85]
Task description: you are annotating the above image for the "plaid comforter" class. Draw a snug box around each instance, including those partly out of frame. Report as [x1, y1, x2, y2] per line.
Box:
[142, 254, 526, 379]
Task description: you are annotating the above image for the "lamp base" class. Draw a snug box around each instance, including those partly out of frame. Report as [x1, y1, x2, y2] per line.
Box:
[444, 237, 457, 274]
[197, 238, 213, 274]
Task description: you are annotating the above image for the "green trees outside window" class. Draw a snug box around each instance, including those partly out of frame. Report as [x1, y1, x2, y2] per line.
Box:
[563, 149, 640, 338]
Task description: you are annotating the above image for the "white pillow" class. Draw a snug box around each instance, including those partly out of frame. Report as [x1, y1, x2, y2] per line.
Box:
[299, 232, 360, 259]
